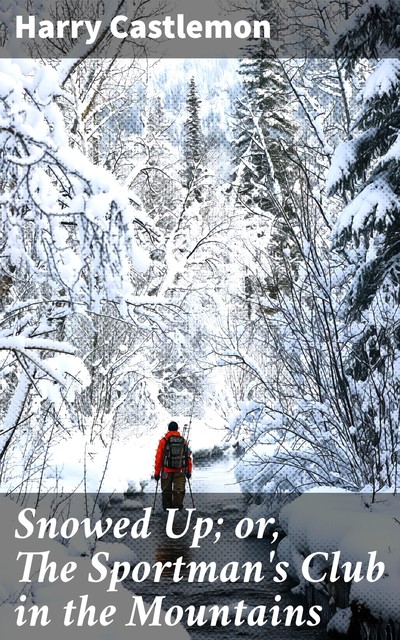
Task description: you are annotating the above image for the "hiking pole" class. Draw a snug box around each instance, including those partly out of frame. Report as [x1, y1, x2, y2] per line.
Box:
[153, 478, 159, 515]
[185, 390, 196, 509]
[187, 476, 195, 509]
[186, 390, 196, 443]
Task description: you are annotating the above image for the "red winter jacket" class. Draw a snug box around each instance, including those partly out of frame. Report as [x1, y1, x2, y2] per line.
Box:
[154, 430, 193, 476]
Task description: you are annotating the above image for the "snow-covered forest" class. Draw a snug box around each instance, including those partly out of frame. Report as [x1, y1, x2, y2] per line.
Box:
[1, 0, 400, 637]
[1, 1, 400, 500]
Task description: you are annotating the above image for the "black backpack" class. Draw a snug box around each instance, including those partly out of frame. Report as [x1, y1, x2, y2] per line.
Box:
[163, 435, 187, 470]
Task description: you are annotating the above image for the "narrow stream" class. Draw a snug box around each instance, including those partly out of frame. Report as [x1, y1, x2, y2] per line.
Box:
[190, 451, 241, 492]
[108, 452, 329, 639]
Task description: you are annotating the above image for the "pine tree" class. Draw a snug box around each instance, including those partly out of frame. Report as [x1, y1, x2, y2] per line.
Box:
[326, 2, 400, 489]
[183, 77, 206, 203]
[232, 55, 295, 214]
[329, 4, 400, 318]
[231, 51, 298, 302]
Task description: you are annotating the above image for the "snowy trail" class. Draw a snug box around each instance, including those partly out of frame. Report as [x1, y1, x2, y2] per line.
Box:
[105, 453, 329, 640]
[104, 491, 329, 640]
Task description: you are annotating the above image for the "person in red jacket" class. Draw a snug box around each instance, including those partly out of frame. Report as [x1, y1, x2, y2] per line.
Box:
[154, 421, 192, 511]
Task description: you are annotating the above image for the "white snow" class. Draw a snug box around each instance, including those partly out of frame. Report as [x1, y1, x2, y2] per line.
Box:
[11, 416, 231, 495]
[0, 496, 189, 639]
[361, 59, 400, 101]
[0, 415, 229, 636]
[326, 138, 359, 194]
[2, 42, 400, 640]
[278, 491, 400, 622]
[334, 177, 400, 239]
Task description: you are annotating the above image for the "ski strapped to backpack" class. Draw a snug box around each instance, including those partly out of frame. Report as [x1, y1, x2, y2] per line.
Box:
[163, 435, 188, 470]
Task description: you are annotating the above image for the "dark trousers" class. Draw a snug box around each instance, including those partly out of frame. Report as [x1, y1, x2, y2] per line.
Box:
[161, 471, 186, 509]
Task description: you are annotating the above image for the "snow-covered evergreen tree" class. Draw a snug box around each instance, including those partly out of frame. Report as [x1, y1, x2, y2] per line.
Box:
[326, 3, 400, 492]
[182, 77, 206, 204]
[329, 65, 400, 317]
[230, 51, 299, 307]
[232, 55, 294, 214]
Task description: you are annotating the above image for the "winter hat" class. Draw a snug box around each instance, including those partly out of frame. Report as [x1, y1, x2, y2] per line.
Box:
[168, 421, 179, 431]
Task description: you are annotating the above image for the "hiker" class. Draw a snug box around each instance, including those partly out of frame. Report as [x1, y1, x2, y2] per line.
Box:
[154, 421, 192, 511]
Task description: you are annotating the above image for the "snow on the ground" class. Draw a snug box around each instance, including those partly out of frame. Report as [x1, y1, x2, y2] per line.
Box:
[0, 415, 233, 637]
[0, 415, 233, 638]
[0, 495, 189, 639]
[277, 489, 400, 624]
[41, 416, 231, 495]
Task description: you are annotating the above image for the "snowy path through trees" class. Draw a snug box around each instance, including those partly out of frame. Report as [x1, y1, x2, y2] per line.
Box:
[104, 490, 329, 640]
[1, 2, 400, 635]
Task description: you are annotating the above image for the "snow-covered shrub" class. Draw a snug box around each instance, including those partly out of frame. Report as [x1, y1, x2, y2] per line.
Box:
[0, 57, 148, 490]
